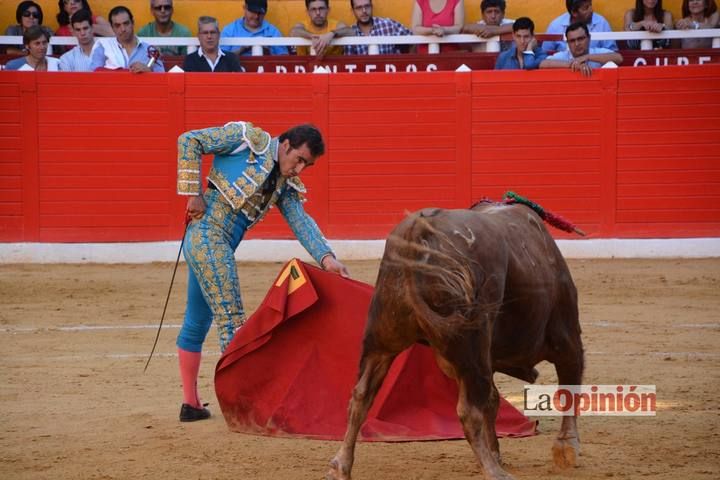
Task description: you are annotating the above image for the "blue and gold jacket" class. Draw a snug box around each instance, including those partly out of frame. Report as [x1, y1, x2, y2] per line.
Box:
[177, 121, 334, 264]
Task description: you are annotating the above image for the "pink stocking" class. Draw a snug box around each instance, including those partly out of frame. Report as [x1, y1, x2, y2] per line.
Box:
[178, 348, 202, 408]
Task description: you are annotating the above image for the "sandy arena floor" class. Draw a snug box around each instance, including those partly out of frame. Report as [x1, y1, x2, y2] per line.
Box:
[1, 258, 719, 479]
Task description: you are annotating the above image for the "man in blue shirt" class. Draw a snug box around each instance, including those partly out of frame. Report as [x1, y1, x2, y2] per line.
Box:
[540, 22, 623, 77]
[543, 0, 617, 52]
[90, 6, 164, 72]
[220, 0, 288, 55]
[494, 17, 547, 70]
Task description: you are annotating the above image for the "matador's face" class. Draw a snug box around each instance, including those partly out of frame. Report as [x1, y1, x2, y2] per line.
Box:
[278, 140, 315, 178]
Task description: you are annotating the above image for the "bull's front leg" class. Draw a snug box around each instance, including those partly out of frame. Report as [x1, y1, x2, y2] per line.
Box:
[482, 383, 501, 463]
[327, 352, 395, 480]
[552, 415, 580, 469]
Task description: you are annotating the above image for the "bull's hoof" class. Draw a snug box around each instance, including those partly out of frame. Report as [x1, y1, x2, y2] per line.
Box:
[552, 437, 580, 469]
[326, 458, 351, 480]
[486, 468, 515, 480]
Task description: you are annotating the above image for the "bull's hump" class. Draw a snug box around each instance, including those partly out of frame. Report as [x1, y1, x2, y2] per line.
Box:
[477, 204, 510, 214]
[418, 208, 442, 218]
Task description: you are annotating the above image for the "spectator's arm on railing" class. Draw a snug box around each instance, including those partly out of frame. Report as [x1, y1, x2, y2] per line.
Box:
[289, 23, 312, 39]
[579, 51, 624, 66]
[539, 57, 572, 70]
[462, 22, 513, 38]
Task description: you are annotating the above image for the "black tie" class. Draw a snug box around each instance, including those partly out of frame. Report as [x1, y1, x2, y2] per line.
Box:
[261, 163, 279, 195]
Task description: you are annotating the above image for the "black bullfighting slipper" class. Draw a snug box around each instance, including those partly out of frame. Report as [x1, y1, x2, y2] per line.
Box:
[179, 403, 211, 422]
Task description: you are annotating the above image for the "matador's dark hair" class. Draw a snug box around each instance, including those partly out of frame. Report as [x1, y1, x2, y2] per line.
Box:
[279, 124, 325, 158]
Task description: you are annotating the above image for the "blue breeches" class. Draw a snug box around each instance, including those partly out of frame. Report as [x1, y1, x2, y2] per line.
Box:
[176, 189, 250, 353]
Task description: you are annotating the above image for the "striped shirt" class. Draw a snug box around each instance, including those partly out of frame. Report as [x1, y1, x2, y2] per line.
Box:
[59, 44, 96, 72]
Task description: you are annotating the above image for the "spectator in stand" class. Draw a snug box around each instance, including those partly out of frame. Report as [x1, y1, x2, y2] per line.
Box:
[3, 1, 54, 55]
[90, 6, 165, 72]
[541, 22, 623, 76]
[676, 0, 719, 48]
[543, 0, 617, 52]
[411, 0, 465, 53]
[340, 0, 413, 55]
[494, 17, 547, 70]
[290, 0, 347, 58]
[137, 0, 192, 56]
[55, 0, 112, 38]
[220, 0, 288, 56]
[59, 9, 96, 71]
[624, 0, 673, 49]
[183, 16, 242, 72]
[5, 25, 61, 70]
[462, 0, 514, 52]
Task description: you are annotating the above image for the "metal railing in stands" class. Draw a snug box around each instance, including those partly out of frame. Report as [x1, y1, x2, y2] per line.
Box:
[1, 29, 719, 56]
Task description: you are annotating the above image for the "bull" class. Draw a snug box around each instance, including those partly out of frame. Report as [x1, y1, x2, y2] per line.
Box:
[327, 201, 584, 480]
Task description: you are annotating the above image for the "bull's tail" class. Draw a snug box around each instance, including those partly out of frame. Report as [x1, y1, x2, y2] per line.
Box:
[383, 211, 498, 345]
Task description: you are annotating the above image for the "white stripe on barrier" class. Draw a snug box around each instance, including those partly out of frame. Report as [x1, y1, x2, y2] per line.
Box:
[1, 238, 719, 263]
[0, 324, 184, 333]
[5, 350, 715, 362]
[1, 322, 717, 334]
[587, 351, 719, 358]
[18, 351, 221, 361]
[586, 322, 720, 329]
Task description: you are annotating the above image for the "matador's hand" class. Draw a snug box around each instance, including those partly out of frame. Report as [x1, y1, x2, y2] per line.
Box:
[187, 195, 207, 220]
[322, 256, 350, 278]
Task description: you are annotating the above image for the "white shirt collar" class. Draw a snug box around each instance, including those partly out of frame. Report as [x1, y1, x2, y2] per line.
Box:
[198, 47, 225, 59]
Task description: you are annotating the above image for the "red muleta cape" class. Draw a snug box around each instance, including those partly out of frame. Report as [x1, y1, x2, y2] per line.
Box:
[215, 259, 537, 441]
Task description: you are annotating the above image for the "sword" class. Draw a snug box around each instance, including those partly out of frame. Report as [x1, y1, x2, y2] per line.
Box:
[144, 213, 191, 372]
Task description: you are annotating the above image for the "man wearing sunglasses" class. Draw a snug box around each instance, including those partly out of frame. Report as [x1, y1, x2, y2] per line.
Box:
[137, 0, 191, 56]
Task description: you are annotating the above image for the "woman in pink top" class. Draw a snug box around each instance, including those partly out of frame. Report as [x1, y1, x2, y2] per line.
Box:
[412, 0, 465, 53]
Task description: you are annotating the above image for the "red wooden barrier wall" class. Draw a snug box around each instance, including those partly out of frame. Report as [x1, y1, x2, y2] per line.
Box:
[0, 65, 718, 243]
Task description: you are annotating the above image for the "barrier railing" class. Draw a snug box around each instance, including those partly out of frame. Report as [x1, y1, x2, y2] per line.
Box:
[2, 29, 720, 56]
[1, 65, 718, 242]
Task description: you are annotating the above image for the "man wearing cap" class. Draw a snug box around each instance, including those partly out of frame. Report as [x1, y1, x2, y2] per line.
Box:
[220, 0, 288, 55]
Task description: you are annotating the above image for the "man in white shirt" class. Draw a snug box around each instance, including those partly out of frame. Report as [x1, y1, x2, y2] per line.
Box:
[90, 6, 165, 72]
[4, 25, 61, 71]
[60, 9, 96, 72]
[182, 16, 242, 72]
